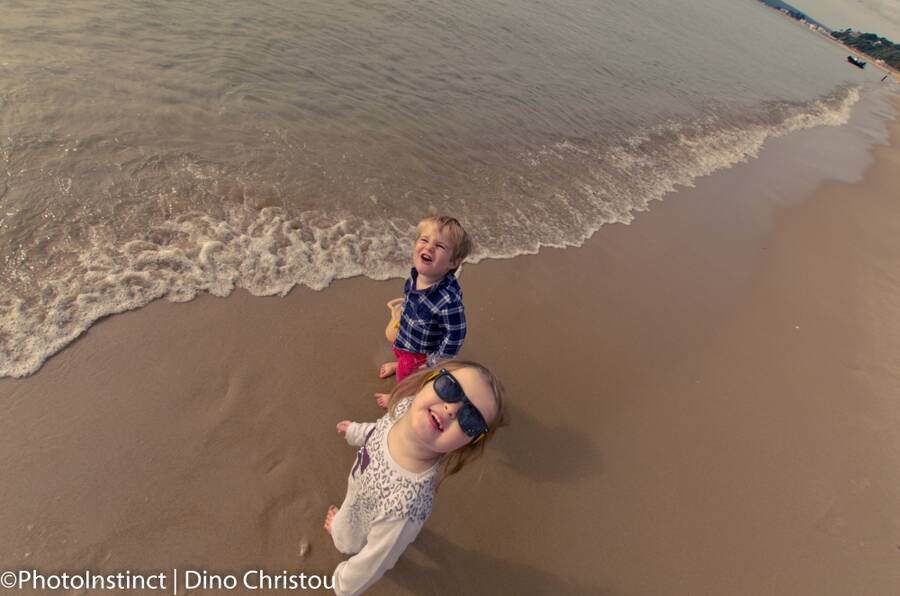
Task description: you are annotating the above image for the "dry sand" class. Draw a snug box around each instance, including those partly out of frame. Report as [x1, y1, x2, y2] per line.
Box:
[2, 96, 899, 595]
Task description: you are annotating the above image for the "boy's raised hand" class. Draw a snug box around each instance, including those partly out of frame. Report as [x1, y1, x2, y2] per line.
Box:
[336, 420, 351, 434]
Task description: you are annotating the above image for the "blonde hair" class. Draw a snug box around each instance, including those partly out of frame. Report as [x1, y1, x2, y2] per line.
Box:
[416, 215, 472, 265]
[388, 359, 507, 483]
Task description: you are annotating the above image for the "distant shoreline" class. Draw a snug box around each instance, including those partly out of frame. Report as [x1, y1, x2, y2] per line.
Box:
[758, 1, 900, 81]
[812, 28, 900, 80]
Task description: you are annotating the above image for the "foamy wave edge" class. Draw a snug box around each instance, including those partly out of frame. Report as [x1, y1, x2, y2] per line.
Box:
[0, 86, 860, 378]
[501, 85, 862, 254]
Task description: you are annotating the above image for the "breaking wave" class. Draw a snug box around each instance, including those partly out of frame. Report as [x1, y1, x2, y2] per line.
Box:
[0, 86, 860, 377]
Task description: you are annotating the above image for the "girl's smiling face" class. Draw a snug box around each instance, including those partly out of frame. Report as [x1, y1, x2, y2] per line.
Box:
[407, 367, 498, 454]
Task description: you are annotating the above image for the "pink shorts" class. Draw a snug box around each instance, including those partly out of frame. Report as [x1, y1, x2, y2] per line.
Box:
[393, 347, 428, 382]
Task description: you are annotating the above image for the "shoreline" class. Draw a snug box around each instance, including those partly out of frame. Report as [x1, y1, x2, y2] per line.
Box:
[757, 1, 900, 81]
[0, 82, 867, 382]
[1, 94, 899, 594]
[812, 28, 900, 81]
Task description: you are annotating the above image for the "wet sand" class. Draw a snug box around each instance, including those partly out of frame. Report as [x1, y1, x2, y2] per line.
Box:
[2, 95, 899, 595]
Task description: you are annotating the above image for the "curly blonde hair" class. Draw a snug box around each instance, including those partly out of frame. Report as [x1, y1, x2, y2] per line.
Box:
[388, 359, 507, 483]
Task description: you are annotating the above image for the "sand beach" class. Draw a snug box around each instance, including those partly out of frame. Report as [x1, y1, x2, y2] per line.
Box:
[2, 89, 900, 596]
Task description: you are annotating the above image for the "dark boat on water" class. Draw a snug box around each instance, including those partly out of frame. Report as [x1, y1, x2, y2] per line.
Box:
[847, 55, 866, 69]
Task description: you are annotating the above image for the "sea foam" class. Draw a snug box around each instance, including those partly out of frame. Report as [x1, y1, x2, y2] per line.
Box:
[0, 86, 860, 378]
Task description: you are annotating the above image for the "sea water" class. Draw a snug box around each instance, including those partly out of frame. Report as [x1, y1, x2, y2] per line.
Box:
[0, 0, 891, 376]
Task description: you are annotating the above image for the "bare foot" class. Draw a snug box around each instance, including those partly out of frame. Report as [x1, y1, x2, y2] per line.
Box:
[374, 393, 390, 408]
[324, 505, 339, 535]
[378, 361, 397, 379]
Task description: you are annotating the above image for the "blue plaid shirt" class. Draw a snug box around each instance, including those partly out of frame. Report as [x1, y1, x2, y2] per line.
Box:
[394, 268, 467, 367]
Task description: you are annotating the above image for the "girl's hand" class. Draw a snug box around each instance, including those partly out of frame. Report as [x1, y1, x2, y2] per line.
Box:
[336, 420, 351, 434]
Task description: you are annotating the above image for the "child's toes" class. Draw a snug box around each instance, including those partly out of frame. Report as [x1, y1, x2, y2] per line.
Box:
[378, 362, 397, 379]
[374, 393, 389, 408]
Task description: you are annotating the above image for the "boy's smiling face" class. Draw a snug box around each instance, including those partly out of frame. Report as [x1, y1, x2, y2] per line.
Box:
[413, 223, 460, 283]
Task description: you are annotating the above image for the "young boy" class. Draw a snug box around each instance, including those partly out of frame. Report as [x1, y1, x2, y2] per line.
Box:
[376, 215, 472, 406]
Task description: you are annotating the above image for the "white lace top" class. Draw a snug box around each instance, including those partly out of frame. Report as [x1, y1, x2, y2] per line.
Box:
[330, 397, 438, 596]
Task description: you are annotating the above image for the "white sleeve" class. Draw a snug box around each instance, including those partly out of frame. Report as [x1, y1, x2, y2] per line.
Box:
[332, 518, 421, 596]
[344, 422, 376, 447]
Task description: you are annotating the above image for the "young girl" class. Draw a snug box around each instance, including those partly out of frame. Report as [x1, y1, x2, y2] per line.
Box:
[324, 359, 506, 596]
